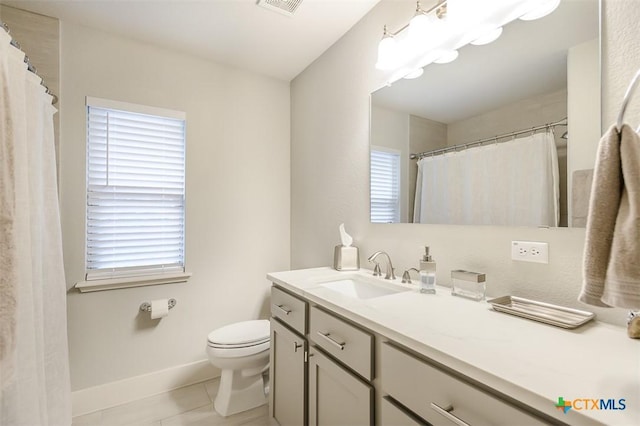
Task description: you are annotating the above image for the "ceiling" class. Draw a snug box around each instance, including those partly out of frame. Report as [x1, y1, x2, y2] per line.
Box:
[1, 0, 381, 81]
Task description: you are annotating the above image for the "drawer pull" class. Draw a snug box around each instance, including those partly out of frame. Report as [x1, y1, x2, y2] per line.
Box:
[274, 304, 292, 315]
[294, 341, 303, 352]
[317, 331, 345, 350]
[430, 403, 470, 426]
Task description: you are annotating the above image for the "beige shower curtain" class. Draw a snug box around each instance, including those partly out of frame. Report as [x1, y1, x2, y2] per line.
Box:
[0, 29, 71, 425]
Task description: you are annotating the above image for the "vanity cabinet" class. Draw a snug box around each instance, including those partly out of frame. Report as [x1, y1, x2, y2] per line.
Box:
[271, 286, 307, 335]
[269, 285, 374, 426]
[308, 347, 373, 426]
[308, 305, 374, 425]
[309, 306, 373, 381]
[269, 286, 308, 426]
[268, 268, 637, 426]
[380, 397, 425, 426]
[380, 342, 547, 426]
[270, 318, 307, 426]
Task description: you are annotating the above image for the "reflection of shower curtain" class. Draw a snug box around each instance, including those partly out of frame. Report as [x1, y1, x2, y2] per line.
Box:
[0, 31, 71, 425]
[414, 131, 559, 226]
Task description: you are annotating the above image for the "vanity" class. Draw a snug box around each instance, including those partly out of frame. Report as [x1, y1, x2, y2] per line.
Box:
[267, 267, 639, 426]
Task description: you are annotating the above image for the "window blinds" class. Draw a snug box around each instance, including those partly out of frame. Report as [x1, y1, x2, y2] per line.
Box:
[86, 98, 186, 280]
[370, 149, 401, 223]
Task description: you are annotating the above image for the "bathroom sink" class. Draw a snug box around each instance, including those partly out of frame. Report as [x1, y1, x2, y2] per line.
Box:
[314, 276, 409, 300]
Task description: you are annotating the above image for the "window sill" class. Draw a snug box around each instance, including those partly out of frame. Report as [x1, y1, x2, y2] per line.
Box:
[75, 272, 192, 293]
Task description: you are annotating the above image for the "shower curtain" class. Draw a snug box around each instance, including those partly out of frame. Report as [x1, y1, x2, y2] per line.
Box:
[0, 30, 71, 425]
[414, 131, 559, 227]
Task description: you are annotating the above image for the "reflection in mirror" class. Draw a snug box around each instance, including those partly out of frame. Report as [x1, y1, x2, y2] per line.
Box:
[370, 0, 600, 227]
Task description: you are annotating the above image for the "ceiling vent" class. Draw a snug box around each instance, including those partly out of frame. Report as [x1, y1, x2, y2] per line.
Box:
[257, 0, 303, 17]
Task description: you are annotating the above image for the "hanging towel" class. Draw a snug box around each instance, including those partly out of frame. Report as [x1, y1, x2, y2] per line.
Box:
[580, 124, 640, 309]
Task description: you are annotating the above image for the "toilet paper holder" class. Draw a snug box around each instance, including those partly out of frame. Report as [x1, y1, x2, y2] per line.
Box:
[140, 298, 177, 313]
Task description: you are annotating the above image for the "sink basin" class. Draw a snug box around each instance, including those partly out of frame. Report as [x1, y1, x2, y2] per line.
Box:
[315, 276, 409, 300]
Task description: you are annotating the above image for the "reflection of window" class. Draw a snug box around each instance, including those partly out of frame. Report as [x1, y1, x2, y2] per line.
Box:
[370, 147, 400, 223]
[85, 97, 186, 281]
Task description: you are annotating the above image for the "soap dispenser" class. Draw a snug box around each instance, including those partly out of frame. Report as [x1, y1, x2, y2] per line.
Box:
[419, 246, 436, 294]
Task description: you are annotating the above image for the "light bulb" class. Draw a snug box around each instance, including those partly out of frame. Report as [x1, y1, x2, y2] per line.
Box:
[470, 26, 503, 45]
[376, 34, 398, 71]
[434, 50, 459, 64]
[409, 13, 431, 40]
[520, 0, 561, 21]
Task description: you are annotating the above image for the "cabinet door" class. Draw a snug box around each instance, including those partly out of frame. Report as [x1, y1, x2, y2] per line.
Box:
[270, 319, 306, 426]
[380, 397, 426, 426]
[308, 348, 373, 426]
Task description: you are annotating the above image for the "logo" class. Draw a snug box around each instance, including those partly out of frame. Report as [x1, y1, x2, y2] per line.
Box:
[555, 397, 626, 414]
[555, 397, 572, 413]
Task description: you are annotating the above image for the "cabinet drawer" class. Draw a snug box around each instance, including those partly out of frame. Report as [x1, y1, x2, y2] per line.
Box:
[381, 397, 426, 426]
[310, 306, 373, 381]
[271, 286, 307, 335]
[381, 343, 546, 426]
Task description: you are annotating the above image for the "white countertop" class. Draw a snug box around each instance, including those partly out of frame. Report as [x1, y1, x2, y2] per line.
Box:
[267, 267, 640, 426]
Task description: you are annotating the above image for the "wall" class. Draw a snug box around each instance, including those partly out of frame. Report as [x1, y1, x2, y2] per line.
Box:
[568, 38, 601, 226]
[59, 21, 290, 395]
[370, 105, 409, 221]
[408, 115, 447, 221]
[446, 89, 567, 146]
[291, 0, 636, 327]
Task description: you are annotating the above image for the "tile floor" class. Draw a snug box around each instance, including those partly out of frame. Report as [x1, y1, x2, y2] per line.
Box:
[71, 379, 269, 426]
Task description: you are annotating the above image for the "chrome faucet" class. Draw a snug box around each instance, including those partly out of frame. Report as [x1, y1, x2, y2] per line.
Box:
[367, 251, 396, 280]
[401, 268, 419, 284]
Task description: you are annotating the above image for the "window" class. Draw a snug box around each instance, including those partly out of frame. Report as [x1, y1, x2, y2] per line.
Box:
[370, 147, 401, 223]
[84, 97, 186, 284]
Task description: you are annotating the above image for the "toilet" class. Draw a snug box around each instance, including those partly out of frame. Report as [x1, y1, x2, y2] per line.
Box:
[206, 319, 270, 417]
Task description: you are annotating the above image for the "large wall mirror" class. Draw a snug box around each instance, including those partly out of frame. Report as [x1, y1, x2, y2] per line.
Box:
[370, 0, 600, 227]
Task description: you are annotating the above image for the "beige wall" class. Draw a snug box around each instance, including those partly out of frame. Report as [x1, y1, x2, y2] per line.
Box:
[408, 115, 447, 221]
[446, 89, 567, 146]
[291, 0, 636, 327]
[60, 22, 290, 390]
[568, 38, 601, 226]
[370, 105, 409, 221]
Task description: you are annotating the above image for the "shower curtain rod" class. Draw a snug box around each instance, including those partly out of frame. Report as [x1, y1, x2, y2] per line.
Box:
[1, 20, 58, 104]
[410, 117, 568, 160]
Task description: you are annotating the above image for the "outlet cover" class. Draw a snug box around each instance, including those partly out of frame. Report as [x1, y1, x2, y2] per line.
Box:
[511, 241, 549, 264]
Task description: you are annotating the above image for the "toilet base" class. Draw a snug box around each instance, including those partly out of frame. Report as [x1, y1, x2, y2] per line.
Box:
[213, 369, 267, 417]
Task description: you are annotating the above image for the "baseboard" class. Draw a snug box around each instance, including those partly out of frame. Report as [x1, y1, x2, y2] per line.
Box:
[71, 359, 220, 417]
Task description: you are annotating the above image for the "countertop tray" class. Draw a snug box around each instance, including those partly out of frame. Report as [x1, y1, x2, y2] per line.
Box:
[487, 296, 595, 329]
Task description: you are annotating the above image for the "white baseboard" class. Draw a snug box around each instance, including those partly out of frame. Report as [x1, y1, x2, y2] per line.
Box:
[71, 359, 219, 417]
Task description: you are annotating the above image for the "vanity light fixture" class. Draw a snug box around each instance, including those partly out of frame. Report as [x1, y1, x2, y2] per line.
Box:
[376, 0, 562, 83]
[520, 0, 561, 21]
[403, 68, 425, 79]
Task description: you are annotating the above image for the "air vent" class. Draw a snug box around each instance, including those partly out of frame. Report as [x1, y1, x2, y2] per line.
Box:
[257, 0, 303, 17]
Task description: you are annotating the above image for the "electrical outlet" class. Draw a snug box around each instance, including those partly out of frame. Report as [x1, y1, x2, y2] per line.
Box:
[511, 241, 549, 264]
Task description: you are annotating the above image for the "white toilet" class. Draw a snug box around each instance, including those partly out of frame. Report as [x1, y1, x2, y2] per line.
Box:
[206, 319, 270, 417]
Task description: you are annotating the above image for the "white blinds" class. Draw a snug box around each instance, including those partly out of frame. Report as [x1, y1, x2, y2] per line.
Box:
[370, 148, 400, 223]
[86, 98, 186, 280]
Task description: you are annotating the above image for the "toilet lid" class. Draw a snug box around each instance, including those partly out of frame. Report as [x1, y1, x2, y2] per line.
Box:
[207, 319, 270, 346]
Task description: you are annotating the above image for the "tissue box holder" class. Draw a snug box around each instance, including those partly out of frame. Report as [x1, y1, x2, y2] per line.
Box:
[334, 245, 359, 271]
[451, 270, 486, 301]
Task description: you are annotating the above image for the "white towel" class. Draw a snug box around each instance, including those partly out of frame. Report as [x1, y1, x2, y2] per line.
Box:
[580, 124, 640, 309]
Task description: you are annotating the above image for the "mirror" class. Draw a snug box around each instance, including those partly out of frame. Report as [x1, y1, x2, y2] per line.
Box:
[370, 0, 600, 227]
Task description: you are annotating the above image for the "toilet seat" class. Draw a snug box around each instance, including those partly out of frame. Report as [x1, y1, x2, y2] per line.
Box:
[207, 319, 270, 358]
[207, 340, 269, 358]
